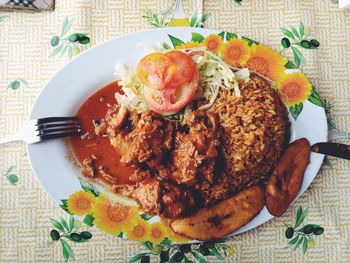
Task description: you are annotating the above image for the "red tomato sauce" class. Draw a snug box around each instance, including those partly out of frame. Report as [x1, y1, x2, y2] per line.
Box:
[70, 82, 135, 184]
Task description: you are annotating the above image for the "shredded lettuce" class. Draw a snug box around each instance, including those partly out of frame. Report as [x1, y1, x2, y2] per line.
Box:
[190, 50, 244, 110]
[114, 64, 148, 113]
[113, 46, 250, 120]
[234, 68, 250, 82]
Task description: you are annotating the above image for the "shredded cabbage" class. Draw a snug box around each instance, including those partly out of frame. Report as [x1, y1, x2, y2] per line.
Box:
[190, 50, 244, 110]
[114, 64, 148, 113]
[234, 68, 250, 82]
[113, 46, 251, 120]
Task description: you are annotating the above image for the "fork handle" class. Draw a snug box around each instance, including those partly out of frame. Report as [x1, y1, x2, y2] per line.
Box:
[0, 134, 22, 144]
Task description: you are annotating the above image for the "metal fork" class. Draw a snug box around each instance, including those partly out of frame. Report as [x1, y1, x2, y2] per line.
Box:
[0, 117, 82, 144]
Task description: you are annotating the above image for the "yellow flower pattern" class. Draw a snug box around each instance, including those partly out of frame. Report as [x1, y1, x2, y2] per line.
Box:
[245, 43, 287, 81]
[149, 222, 168, 243]
[203, 34, 223, 53]
[67, 190, 95, 216]
[92, 195, 138, 235]
[277, 72, 312, 106]
[221, 38, 250, 66]
[126, 218, 150, 242]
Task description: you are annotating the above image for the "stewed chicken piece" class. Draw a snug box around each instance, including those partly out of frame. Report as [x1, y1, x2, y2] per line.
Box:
[95, 106, 175, 169]
[158, 110, 221, 186]
[113, 178, 196, 219]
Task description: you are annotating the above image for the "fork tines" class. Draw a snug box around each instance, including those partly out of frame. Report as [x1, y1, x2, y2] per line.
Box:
[36, 117, 82, 140]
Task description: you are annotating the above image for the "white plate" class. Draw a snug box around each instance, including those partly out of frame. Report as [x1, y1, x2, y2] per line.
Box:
[28, 27, 327, 240]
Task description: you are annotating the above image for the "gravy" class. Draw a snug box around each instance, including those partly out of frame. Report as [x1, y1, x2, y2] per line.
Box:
[70, 82, 135, 184]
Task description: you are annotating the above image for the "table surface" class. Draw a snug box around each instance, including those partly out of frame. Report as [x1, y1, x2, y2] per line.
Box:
[0, 0, 350, 262]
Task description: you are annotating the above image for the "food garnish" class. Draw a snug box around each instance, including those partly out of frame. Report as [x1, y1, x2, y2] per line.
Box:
[162, 50, 197, 89]
[137, 50, 199, 114]
[266, 138, 311, 217]
[115, 45, 250, 120]
[170, 185, 265, 241]
[143, 69, 199, 114]
[137, 53, 176, 90]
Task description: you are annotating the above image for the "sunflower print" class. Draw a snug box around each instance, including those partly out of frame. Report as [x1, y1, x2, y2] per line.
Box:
[67, 190, 95, 216]
[245, 44, 287, 81]
[93, 195, 138, 235]
[149, 222, 169, 243]
[277, 72, 312, 106]
[203, 34, 223, 53]
[126, 218, 151, 242]
[221, 38, 250, 67]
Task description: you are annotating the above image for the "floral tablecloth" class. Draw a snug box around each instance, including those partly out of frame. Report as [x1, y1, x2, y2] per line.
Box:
[1, 0, 350, 262]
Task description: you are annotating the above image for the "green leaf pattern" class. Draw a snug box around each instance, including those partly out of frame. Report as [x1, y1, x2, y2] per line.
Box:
[168, 34, 185, 48]
[218, 31, 225, 40]
[83, 214, 95, 226]
[7, 79, 28, 90]
[226, 32, 238, 40]
[323, 156, 333, 168]
[281, 28, 296, 40]
[289, 103, 303, 120]
[50, 17, 90, 59]
[127, 239, 237, 263]
[299, 21, 305, 38]
[59, 199, 72, 214]
[284, 207, 324, 254]
[189, 9, 210, 28]
[280, 22, 320, 68]
[79, 179, 100, 196]
[284, 61, 298, 69]
[50, 216, 93, 262]
[4, 165, 19, 186]
[308, 87, 324, 107]
[143, 9, 170, 28]
[191, 32, 205, 43]
[50, 218, 65, 232]
[233, 0, 244, 5]
[140, 213, 154, 221]
[60, 17, 73, 37]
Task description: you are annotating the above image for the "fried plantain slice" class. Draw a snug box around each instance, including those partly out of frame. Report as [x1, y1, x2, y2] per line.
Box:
[266, 138, 310, 217]
[169, 185, 265, 241]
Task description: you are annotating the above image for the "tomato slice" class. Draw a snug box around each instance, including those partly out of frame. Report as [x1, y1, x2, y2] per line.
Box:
[164, 51, 197, 89]
[137, 53, 176, 90]
[144, 69, 199, 114]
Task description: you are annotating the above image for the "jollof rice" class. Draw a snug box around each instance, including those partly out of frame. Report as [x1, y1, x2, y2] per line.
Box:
[196, 74, 290, 205]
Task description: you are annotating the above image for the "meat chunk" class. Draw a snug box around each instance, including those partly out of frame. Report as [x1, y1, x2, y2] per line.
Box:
[161, 182, 196, 218]
[95, 104, 129, 136]
[113, 179, 196, 218]
[99, 107, 175, 168]
[96, 104, 224, 217]
[168, 110, 221, 185]
[133, 179, 162, 215]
